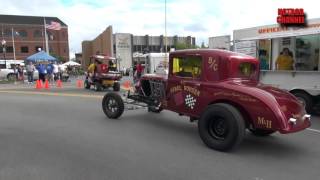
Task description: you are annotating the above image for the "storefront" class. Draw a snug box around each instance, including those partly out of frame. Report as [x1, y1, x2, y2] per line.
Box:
[233, 18, 320, 71]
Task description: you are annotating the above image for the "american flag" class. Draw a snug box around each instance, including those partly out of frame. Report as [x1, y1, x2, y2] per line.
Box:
[46, 21, 61, 30]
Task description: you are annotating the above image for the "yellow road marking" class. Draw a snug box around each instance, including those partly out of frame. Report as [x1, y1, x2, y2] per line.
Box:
[0, 90, 103, 99]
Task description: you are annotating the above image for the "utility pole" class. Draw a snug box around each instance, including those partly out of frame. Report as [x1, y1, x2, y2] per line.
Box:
[1, 39, 6, 68]
[164, 0, 168, 69]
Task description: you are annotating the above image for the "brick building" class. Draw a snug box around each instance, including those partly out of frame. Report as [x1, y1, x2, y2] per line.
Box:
[0, 14, 69, 62]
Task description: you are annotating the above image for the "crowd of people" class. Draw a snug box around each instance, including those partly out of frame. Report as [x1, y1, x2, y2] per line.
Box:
[12, 61, 66, 84]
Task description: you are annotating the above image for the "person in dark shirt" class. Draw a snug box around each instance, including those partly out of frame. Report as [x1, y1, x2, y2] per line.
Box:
[37, 63, 47, 82]
[46, 63, 54, 83]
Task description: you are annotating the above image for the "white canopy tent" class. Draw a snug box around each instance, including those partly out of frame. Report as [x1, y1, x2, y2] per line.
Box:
[63, 61, 81, 66]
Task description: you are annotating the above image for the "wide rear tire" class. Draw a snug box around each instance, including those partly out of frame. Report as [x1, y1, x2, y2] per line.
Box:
[198, 103, 245, 151]
[292, 92, 313, 113]
[102, 92, 124, 119]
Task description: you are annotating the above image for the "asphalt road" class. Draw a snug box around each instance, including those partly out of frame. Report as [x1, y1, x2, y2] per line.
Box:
[0, 85, 319, 180]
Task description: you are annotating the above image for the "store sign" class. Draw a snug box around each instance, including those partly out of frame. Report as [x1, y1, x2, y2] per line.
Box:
[116, 36, 130, 49]
[277, 8, 305, 25]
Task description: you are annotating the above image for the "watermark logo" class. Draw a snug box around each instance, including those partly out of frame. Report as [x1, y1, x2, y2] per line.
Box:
[277, 8, 306, 26]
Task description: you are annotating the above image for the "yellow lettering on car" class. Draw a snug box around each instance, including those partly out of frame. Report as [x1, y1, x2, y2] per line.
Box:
[208, 57, 218, 71]
[257, 117, 272, 129]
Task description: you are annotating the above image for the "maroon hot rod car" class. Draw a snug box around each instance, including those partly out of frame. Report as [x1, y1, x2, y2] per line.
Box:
[101, 49, 311, 151]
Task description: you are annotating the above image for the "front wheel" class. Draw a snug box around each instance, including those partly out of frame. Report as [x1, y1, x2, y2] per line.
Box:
[198, 103, 245, 151]
[102, 92, 124, 119]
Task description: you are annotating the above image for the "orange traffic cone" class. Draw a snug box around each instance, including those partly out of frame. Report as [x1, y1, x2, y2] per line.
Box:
[44, 79, 50, 89]
[35, 80, 42, 89]
[77, 79, 83, 88]
[56, 79, 62, 88]
[122, 80, 132, 91]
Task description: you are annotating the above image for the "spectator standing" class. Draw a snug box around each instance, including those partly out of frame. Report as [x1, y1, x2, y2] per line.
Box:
[136, 61, 144, 79]
[37, 63, 47, 82]
[47, 63, 54, 83]
[17, 65, 24, 82]
[26, 62, 35, 84]
[58, 62, 63, 80]
[53, 62, 59, 81]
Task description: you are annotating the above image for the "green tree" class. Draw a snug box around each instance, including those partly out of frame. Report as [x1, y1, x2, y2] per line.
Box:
[201, 42, 208, 49]
[50, 53, 65, 62]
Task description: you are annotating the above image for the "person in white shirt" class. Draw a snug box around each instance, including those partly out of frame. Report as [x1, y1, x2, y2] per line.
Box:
[53, 62, 59, 81]
[26, 62, 35, 83]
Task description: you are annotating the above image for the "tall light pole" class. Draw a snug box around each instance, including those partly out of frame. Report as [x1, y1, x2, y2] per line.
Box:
[164, 0, 168, 69]
[117, 55, 121, 72]
[1, 39, 6, 68]
[165, 0, 167, 53]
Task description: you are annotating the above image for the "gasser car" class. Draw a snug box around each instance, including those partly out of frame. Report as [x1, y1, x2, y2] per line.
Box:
[84, 55, 122, 91]
[101, 49, 311, 151]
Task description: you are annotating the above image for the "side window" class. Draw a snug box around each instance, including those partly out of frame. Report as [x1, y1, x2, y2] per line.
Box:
[172, 56, 202, 78]
[239, 62, 256, 77]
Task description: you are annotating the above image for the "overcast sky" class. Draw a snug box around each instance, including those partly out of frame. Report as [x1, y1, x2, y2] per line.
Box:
[0, 0, 318, 59]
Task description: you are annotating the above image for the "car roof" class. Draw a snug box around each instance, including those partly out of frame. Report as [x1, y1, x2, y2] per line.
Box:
[170, 49, 256, 61]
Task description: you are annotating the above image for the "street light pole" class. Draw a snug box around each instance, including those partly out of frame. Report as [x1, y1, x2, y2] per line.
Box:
[1, 39, 6, 68]
[117, 55, 121, 72]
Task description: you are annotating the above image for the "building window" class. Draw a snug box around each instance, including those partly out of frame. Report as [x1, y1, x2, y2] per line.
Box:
[62, 32, 66, 38]
[21, 46, 29, 53]
[64, 48, 66, 53]
[18, 30, 28, 37]
[33, 30, 42, 38]
[6, 46, 13, 53]
[35, 46, 43, 52]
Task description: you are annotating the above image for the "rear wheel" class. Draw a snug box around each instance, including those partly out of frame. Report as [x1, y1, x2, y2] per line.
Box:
[292, 92, 313, 113]
[198, 103, 245, 151]
[249, 129, 275, 136]
[102, 92, 124, 119]
[7, 73, 16, 81]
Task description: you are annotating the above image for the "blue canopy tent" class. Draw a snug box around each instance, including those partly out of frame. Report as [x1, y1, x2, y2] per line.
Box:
[26, 51, 57, 62]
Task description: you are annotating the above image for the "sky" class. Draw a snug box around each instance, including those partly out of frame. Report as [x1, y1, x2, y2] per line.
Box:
[0, 0, 318, 59]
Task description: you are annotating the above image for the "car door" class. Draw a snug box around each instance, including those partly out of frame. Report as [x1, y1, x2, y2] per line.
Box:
[166, 55, 203, 115]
